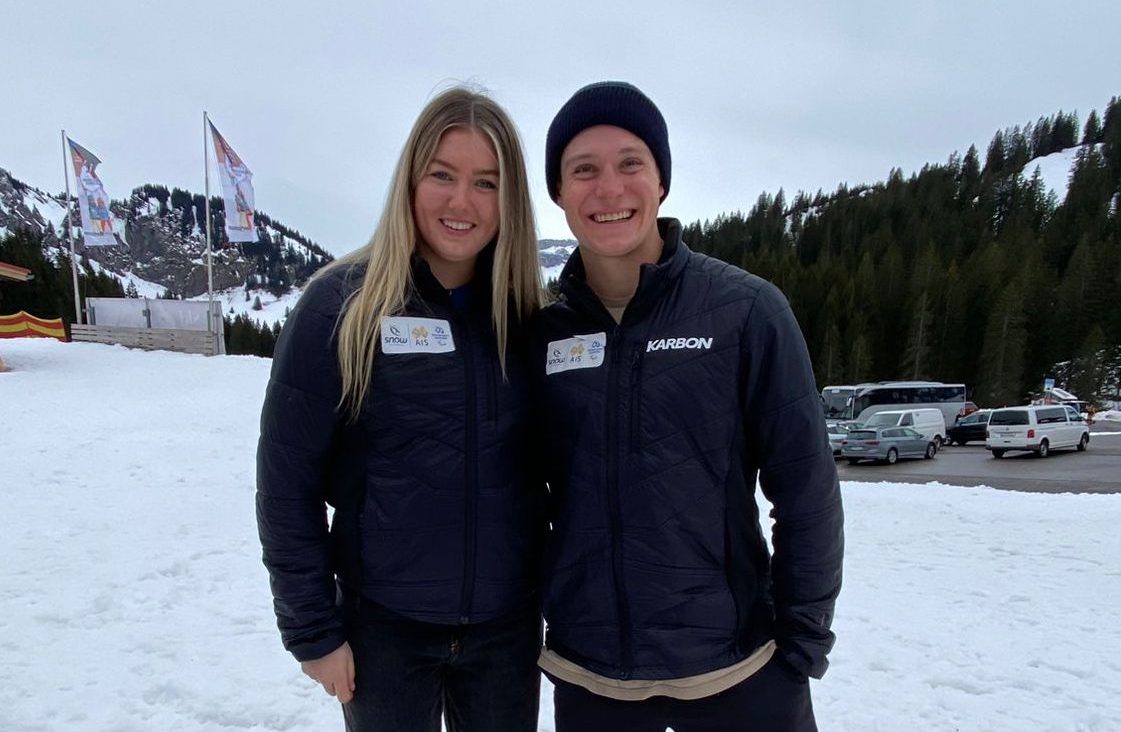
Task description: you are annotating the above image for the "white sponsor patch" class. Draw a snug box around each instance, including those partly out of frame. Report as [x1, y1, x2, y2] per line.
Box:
[380, 316, 455, 354]
[545, 332, 607, 375]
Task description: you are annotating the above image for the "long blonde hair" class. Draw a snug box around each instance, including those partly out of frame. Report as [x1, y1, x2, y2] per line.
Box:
[322, 87, 543, 421]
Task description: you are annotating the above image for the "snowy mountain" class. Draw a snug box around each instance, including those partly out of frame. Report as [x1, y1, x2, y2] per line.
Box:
[538, 238, 576, 284]
[0, 167, 332, 300]
[0, 168, 70, 243]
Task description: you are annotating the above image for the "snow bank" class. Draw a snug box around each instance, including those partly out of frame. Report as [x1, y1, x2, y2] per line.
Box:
[1, 338, 1119, 731]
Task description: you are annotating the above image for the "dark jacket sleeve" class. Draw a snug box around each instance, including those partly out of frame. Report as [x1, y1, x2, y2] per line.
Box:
[740, 281, 844, 679]
[256, 274, 349, 662]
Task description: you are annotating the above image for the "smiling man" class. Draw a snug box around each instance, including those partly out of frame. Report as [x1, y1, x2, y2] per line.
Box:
[532, 81, 845, 732]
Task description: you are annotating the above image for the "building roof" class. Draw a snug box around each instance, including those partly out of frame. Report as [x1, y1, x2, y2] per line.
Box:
[0, 260, 34, 282]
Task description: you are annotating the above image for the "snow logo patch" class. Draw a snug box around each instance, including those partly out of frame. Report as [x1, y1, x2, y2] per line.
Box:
[546, 332, 606, 375]
[381, 316, 455, 354]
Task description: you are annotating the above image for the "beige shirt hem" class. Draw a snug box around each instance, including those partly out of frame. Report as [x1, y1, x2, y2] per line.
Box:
[538, 640, 776, 701]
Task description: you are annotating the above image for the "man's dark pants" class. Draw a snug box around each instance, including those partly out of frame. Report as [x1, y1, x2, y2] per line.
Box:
[553, 655, 817, 732]
[342, 598, 541, 732]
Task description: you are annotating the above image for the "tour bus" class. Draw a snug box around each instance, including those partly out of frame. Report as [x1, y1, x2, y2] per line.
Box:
[821, 381, 967, 430]
[822, 385, 858, 422]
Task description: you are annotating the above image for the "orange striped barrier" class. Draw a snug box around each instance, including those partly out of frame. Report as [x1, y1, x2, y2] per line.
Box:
[0, 311, 67, 341]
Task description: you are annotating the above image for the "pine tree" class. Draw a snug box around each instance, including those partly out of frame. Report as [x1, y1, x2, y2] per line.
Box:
[820, 322, 845, 385]
[848, 333, 873, 384]
[1082, 110, 1103, 145]
[977, 280, 1028, 406]
[984, 130, 1006, 174]
[1070, 326, 1107, 402]
[958, 145, 982, 202]
[903, 290, 932, 379]
[1052, 111, 1079, 150]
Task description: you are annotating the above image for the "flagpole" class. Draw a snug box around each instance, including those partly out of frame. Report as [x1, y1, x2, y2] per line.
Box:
[203, 111, 215, 336]
[60, 130, 82, 324]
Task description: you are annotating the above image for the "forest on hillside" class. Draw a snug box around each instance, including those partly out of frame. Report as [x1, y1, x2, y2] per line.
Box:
[683, 98, 1121, 406]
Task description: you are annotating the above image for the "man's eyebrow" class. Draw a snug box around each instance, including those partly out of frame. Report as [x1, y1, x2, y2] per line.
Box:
[562, 152, 596, 166]
[563, 147, 646, 166]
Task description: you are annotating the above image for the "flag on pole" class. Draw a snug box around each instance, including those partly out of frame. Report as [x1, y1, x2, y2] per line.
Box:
[208, 122, 257, 243]
[66, 138, 121, 246]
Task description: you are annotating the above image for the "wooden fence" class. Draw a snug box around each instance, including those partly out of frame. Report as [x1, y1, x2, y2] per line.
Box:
[70, 324, 220, 356]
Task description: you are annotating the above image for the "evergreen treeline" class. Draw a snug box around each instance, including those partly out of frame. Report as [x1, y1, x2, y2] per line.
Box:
[224, 314, 280, 357]
[683, 99, 1121, 406]
[0, 230, 126, 328]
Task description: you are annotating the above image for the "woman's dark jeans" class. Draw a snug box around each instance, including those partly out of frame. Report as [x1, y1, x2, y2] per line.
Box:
[342, 597, 542, 732]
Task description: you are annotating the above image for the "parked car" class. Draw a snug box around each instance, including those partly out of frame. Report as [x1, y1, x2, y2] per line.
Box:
[858, 408, 947, 449]
[946, 409, 992, 445]
[957, 401, 980, 419]
[842, 426, 938, 465]
[986, 405, 1090, 458]
[827, 422, 850, 456]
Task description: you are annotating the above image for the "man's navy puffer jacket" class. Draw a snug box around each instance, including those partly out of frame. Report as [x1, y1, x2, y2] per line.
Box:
[257, 251, 543, 662]
[532, 219, 844, 681]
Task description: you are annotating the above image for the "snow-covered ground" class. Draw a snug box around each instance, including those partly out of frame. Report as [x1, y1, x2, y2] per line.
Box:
[1029, 144, 1103, 203]
[1094, 408, 1121, 423]
[118, 271, 168, 299]
[191, 285, 305, 326]
[1, 338, 1119, 731]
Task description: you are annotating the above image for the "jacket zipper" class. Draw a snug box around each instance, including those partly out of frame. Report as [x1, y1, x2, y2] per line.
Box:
[629, 345, 644, 452]
[459, 314, 479, 624]
[488, 353, 498, 424]
[605, 326, 633, 676]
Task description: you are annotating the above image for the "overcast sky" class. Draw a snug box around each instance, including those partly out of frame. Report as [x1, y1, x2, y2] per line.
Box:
[3, 0, 1118, 255]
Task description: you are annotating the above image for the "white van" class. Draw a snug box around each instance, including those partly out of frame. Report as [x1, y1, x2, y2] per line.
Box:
[986, 405, 1090, 458]
[859, 408, 946, 448]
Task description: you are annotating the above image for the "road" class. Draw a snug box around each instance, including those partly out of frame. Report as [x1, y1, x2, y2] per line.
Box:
[836, 424, 1121, 494]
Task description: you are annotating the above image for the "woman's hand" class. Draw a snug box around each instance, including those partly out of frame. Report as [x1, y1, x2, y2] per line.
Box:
[300, 642, 356, 703]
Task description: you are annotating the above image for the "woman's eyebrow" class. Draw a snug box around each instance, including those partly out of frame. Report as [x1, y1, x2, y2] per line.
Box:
[429, 157, 498, 176]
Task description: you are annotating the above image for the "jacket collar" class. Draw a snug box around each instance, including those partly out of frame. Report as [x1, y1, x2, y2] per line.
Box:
[558, 218, 689, 325]
[410, 242, 496, 315]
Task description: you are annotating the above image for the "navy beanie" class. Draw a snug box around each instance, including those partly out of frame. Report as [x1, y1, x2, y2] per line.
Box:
[545, 81, 670, 202]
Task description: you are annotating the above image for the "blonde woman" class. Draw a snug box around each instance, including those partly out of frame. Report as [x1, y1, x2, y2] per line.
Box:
[257, 87, 545, 731]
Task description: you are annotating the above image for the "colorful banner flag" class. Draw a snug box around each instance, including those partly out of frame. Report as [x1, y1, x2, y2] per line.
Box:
[208, 122, 257, 243]
[66, 138, 121, 246]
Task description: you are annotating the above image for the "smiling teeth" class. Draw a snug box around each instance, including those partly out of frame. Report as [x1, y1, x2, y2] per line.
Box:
[442, 220, 473, 231]
[593, 211, 633, 223]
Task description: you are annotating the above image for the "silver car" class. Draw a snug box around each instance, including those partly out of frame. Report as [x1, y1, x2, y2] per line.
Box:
[827, 422, 850, 456]
[842, 426, 937, 465]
